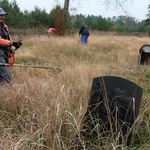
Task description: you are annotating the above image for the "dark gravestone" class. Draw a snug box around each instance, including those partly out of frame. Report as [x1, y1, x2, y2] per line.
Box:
[84, 76, 143, 146]
[138, 44, 150, 65]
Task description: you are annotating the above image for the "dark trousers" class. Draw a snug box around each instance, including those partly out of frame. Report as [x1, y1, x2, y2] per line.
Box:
[0, 56, 12, 86]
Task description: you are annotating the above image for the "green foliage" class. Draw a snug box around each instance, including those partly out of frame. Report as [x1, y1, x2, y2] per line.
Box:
[145, 4, 150, 26]
[0, 0, 149, 33]
[30, 7, 51, 28]
[145, 72, 150, 79]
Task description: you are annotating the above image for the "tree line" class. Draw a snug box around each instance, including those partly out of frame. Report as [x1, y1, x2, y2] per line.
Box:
[0, 0, 150, 35]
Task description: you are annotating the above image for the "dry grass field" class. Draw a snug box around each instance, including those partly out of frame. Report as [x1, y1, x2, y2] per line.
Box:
[0, 33, 150, 150]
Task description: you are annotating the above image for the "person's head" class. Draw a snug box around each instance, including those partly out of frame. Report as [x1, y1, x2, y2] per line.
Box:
[0, 8, 6, 22]
[82, 22, 85, 26]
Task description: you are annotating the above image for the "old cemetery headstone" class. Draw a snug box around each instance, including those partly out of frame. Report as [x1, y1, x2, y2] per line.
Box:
[83, 76, 143, 146]
[138, 44, 150, 65]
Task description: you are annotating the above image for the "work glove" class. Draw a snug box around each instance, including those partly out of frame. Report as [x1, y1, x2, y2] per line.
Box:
[12, 41, 22, 49]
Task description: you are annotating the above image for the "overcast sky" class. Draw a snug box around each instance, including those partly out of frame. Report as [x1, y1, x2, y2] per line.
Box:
[8, 0, 150, 21]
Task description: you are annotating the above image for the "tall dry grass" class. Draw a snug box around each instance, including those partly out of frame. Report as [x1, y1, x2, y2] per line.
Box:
[0, 33, 150, 150]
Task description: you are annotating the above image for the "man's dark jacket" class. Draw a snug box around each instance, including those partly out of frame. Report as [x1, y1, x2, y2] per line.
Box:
[79, 24, 89, 36]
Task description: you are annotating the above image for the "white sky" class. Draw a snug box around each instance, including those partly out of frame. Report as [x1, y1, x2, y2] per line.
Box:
[8, 0, 150, 21]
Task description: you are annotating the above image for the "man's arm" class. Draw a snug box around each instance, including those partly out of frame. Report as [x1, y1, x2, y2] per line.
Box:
[79, 25, 84, 36]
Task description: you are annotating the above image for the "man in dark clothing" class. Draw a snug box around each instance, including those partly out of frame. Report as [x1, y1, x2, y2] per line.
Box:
[79, 23, 90, 44]
[0, 7, 22, 87]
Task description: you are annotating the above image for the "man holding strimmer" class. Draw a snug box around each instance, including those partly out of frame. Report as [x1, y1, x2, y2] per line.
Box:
[0, 7, 22, 87]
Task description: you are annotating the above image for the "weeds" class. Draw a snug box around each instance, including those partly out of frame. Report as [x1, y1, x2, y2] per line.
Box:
[0, 34, 150, 149]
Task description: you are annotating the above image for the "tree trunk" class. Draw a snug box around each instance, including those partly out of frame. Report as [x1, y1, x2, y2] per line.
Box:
[64, 0, 70, 13]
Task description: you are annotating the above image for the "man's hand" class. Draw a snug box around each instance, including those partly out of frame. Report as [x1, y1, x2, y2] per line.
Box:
[12, 41, 22, 49]
[10, 48, 15, 54]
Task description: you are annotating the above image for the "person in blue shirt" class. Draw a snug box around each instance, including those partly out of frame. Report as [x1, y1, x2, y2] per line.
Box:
[79, 23, 90, 44]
